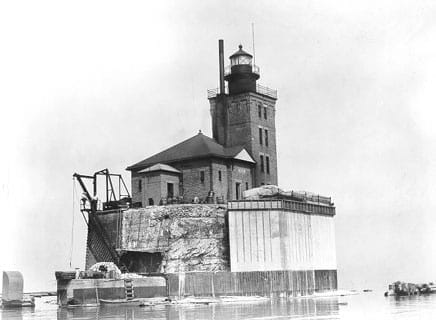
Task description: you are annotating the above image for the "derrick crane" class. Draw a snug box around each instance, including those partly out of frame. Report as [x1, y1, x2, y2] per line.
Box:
[73, 169, 131, 266]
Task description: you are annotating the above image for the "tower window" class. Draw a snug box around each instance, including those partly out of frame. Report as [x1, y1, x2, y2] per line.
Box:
[266, 156, 270, 174]
[235, 182, 241, 200]
[264, 107, 267, 119]
[138, 180, 142, 192]
[258, 104, 262, 118]
[245, 182, 249, 190]
[218, 170, 222, 182]
[259, 127, 263, 145]
[200, 171, 205, 183]
[260, 155, 264, 172]
[264, 129, 269, 147]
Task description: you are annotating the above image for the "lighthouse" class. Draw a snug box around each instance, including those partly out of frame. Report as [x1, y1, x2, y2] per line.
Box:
[209, 40, 278, 187]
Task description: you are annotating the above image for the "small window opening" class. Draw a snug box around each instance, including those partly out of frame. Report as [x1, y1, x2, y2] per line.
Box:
[218, 170, 222, 181]
[148, 198, 154, 206]
[259, 127, 263, 145]
[264, 106, 267, 119]
[200, 171, 205, 183]
[258, 104, 262, 118]
[266, 156, 270, 174]
[245, 182, 249, 190]
[265, 129, 269, 147]
[138, 180, 142, 192]
[260, 155, 264, 172]
[235, 182, 241, 200]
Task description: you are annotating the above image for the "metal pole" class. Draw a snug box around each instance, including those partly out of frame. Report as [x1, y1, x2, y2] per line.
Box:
[252, 23, 256, 66]
[218, 39, 225, 94]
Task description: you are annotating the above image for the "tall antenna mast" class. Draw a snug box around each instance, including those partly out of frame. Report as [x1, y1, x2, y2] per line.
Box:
[252, 22, 256, 66]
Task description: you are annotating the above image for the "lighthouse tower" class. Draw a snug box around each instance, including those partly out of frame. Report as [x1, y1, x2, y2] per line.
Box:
[208, 41, 278, 187]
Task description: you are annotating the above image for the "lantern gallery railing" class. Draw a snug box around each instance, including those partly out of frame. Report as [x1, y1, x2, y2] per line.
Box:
[224, 64, 260, 76]
[207, 83, 277, 100]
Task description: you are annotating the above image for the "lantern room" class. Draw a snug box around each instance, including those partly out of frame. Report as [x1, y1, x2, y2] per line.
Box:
[230, 45, 253, 66]
[224, 44, 260, 95]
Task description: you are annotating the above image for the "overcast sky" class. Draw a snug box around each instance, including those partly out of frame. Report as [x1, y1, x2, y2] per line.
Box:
[1, 0, 436, 292]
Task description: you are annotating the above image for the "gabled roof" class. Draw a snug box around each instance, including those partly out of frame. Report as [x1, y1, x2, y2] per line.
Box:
[233, 149, 256, 163]
[138, 163, 181, 174]
[127, 132, 255, 171]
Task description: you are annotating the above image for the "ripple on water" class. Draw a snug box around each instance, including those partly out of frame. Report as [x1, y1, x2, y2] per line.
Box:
[1, 292, 436, 320]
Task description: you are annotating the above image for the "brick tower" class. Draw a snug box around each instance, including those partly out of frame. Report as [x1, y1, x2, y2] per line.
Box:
[208, 41, 278, 187]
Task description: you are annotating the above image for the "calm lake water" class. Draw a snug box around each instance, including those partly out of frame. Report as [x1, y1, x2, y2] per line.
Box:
[1, 292, 436, 320]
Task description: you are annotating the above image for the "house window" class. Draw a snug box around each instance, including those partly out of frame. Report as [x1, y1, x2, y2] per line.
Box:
[148, 198, 154, 206]
[266, 156, 270, 174]
[259, 127, 263, 145]
[258, 104, 262, 118]
[218, 170, 222, 181]
[200, 171, 205, 183]
[138, 180, 142, 192]
[264, 129, 269, 147]
[264, 106, 267, 119]
[245, 182, 249, 190]
[260, 155, 264, 172]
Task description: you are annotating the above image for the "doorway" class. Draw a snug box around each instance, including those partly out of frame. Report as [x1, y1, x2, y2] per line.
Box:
[119, 251, 163, 274]
[167, 182, 174, 198]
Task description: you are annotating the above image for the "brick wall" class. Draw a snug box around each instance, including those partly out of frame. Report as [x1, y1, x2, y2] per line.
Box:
[131, 171, 142, 205]
[143, 172, 180, 205]
[209, 92, 278, 187]
[229, 161, 253, 200]
[248, 93, 278, 186]
[211, 160, 228, 202]
[142, 173, 161, 206]
[131, 171, 180, 206]
[177, 159, 212, 202]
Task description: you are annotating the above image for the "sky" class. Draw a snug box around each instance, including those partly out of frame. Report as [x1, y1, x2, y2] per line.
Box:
[1, 0, 436, 292]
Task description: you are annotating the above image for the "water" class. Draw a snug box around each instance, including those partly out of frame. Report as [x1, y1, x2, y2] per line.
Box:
[1, 292, 436, 320]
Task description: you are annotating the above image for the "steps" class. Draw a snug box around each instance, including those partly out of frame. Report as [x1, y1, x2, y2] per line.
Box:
[124, 279, 135, 300]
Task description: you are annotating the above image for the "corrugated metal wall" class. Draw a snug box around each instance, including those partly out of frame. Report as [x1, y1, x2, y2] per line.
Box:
[228, 207, 336, 272]
[167, 270, 337, 298]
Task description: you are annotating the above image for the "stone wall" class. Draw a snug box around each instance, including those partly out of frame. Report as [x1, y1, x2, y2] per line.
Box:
[120, 204, 230, 273]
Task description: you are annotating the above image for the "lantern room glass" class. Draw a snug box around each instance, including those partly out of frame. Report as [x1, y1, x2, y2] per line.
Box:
[231, 54, 252, 66]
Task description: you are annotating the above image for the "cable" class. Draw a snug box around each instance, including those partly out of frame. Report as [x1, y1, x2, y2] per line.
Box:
[69, 177, 76, 268]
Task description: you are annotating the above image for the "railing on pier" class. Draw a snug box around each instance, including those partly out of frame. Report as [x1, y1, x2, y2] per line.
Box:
[228, 199, 336, 216]
[207, 83, 277, 100]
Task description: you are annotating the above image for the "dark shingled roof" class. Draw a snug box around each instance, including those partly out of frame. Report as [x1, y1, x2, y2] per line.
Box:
[126, 132, 252, 171]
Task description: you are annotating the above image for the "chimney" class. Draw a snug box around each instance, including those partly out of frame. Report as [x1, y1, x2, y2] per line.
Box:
[219, 39, 225, 94]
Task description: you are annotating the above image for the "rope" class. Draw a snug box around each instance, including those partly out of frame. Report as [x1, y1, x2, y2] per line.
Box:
[69, 177, 76, 268]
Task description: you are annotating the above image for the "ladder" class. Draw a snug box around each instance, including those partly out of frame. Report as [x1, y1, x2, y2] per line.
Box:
[124, 279, 134, 300]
